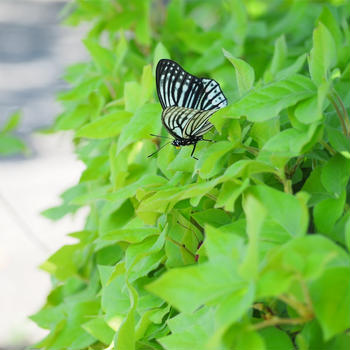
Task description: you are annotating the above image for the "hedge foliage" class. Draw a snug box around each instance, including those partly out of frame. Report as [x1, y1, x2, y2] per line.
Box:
[31, 1, 350, 349]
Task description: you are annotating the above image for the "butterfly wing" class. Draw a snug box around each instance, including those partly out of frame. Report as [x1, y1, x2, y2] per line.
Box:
[162, 106, 215, 140]
[182, 108, 216, 138]
[156, 59, 227, 111]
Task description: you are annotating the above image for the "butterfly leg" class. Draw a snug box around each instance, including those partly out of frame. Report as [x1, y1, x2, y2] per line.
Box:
[191, 143, 198, 160]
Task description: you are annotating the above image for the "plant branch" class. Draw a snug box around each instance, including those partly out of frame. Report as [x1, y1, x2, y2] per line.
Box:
[243, 144, 259, 156]
[328, 93, 348, 136]
[105, 79, 116, 99]
[332, 89, 350, 136]
[250, 315, 311, 331]
[286, 156, 304, 179]
[320, 140, 337, 156]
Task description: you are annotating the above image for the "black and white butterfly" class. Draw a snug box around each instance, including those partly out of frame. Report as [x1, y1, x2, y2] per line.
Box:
[149, 59, 227, 159]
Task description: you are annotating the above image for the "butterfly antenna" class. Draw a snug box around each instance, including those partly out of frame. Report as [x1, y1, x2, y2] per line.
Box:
[150, 134, 172, 139]
[147, 141, 171, 158]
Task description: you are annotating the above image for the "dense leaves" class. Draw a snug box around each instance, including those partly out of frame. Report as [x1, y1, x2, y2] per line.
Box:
[32, 1, 350, 350]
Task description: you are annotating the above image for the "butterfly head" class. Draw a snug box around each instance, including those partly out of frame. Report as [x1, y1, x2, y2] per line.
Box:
[172, 139, 182, 148]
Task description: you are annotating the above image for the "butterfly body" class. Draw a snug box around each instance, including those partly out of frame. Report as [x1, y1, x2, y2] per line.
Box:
[151, 59, 227, 159]
[171, 136, 203, 148]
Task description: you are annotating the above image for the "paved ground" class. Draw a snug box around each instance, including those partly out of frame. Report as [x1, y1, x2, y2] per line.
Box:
[0, 0, 88, 347]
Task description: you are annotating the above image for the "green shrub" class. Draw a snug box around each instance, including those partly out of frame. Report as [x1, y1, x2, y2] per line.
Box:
[31, 1, 350, 349]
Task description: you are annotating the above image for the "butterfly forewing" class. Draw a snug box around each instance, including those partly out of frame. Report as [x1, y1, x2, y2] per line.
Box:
[156, 59, 227, 111]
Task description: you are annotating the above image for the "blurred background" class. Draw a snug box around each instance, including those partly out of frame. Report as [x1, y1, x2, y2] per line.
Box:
[0, 0, 88, 348]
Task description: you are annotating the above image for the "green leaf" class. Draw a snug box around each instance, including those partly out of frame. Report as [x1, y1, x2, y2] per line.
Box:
[321, 154, 350, 196]
[310, 266, 350, 340]
[258, 235, 349, 297]
[275, 53, 306, 80]
[314, 190, 346, 235]
[135, 1, 151, 46]
[240, 194, 266, 279]
[147, 262, 244, 313]
[55, 104, 91, 130]
[249, 185, 308, 237]
[258, 123, 323, 167]
[197, 141, 234, 178]
[318, 7, 343, 58]
[158, 307, 215, 350]
[301, 167, 329, 206]
[222, 160, 277, 180]
[147, 224, 247, 313]
[40, 243, 84, 281]
[117, 103, 162, 153]
[102, 227, 158, 243]
[250, 118, 280, 148]
[215, 178, 250, 212]
[2, 110, 21, 132]
[76, 111, 132, 138]
[223, 49, 254, 96]
[264, 35, 287, 81]
[234, 329, 266, 350]
[309, 22, 337, 85]
[98, 265, 130, 319]
[326, 126, 350, 158]
[191, 208, 232, 227]
[228, 74, 316, 122]
[153, 42, 171, 75]
[294, 80, 329, 125]
[115, 284, 138, 350]
[84, 39, 115, 74]
[124, 82, 143, 113]
[0, 134, 26, 155]
[297, 320, 349, 350]
[295, 96, 321, 124]
[140, 64, 154, 104]
[259, 327, 294, 350]
[82, 317, 115, 345]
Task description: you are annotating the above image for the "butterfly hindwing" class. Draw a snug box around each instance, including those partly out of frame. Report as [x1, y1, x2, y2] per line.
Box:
[162, 106, 215, 140]
[156, 59, 227, 111]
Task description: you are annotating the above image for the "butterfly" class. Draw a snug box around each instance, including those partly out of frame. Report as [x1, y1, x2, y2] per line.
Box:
[149, 59, 227, 159]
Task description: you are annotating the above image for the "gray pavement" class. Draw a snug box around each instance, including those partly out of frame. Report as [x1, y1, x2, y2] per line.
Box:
[0, 0, 89, 348]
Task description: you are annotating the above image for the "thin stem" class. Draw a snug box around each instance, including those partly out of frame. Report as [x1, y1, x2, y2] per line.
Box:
[104, 79, 116, 99]
[278, 295, 307, 318]
[176, 220, 201, 244]
[205, 193, 217, 201]
[287, 156, 304, 179]
[165, 236, 196, 259]
[250, 316, 311, 331]
[277, 171, 292, 194]
[328, 93, 348, 136]
[243, 144, 259, 156]
[320, 140, 337, 156]
[332, 90, 350, 136]
[278, 293, 313, 319]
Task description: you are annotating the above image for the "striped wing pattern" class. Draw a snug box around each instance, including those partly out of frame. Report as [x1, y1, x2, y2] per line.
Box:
[162, 106, 216, 139]
[153, 59, 227, 158]
[156, 59, 227, 111]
